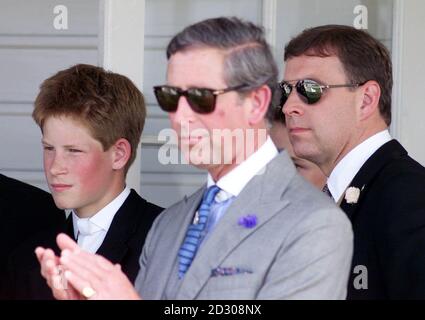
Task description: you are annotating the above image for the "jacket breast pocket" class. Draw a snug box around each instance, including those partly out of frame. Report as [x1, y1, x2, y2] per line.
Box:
[198, 273, 260, 299]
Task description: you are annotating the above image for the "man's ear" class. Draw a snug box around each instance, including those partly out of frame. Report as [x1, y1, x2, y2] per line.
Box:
[111, 138, 131, 170]
[247, 84, 272, 125]
[359, 80, 381, 121]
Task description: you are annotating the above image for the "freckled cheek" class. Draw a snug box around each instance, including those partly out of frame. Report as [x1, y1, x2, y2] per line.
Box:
[43, 154, 54, 176]
[73, 156, 111, 190]
[43, 156, 50, 170]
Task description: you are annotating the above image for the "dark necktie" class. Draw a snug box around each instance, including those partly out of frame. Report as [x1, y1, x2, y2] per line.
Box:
[177, 185, 220, 278]
[322, 183, 333, 198]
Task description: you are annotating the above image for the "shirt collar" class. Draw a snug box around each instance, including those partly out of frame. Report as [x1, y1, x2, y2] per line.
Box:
[72, 186, 131, 239]
[207, 136, 278, 197]
[327, 130, 391, 202]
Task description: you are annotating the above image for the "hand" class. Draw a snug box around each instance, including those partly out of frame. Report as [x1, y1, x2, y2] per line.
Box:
[56, 233, 141, 300]
[35, 246, 80, 300]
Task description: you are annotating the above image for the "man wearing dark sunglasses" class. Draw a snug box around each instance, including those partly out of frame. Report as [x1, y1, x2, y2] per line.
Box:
[282, 25, 425, 300]
[37, 17, 353, 300]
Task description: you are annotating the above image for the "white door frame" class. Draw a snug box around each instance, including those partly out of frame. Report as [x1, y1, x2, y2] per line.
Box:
[391, 0, 425, 164]
[98, 0, 146, 192]
[391, 0, 403, 140]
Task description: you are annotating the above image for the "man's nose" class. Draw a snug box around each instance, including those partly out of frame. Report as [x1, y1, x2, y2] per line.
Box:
[49, 153, 68, 176]
[172, 95, 197, 123]
[282, 89, 306, 117]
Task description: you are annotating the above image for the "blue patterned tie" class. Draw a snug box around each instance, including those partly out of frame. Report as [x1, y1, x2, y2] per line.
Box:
[178, 185, 220, 279]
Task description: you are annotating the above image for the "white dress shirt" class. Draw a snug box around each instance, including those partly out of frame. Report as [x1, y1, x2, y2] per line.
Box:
[327, 130, 392, 202]
[204, 136, 278, 230]
[72, 187, 131, 253]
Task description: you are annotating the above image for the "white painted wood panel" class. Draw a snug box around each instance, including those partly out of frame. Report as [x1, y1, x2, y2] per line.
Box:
[273, 0, 393, 74]
[0, 0, 99, 35]
[0, 0, 99, 192]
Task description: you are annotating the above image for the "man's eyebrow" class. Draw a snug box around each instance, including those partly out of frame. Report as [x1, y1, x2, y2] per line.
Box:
[41, 139, 51, 145]
[41, 140, 82, 149]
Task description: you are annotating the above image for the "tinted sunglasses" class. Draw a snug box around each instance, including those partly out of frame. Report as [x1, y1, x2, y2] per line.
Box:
[279, 79, 366, 106]
[153, 84, 248, 114]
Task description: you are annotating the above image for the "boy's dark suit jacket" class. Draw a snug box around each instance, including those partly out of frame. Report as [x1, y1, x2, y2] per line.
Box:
[6, 189, 162, 299]
[0, 174, 64, 298]
[344, 140, 425, 299]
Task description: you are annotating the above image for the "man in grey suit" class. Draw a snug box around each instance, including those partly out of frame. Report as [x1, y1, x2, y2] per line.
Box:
[36, 17, 353, 300]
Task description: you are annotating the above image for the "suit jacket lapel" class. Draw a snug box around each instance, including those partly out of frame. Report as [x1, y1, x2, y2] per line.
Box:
[64, 215, 75, 239]
[96, 190, 147, 263]
[176, 151, 295, 299]
[340, 139, 407, 220]
[46, 215, 74, 256]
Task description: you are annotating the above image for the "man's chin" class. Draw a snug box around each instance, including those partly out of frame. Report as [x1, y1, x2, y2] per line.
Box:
[52, 197, 75, 211]
[184, 152, 213, 168]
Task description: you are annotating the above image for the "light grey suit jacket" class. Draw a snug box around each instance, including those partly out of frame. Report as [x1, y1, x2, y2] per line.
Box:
[135, 151, 353, 299]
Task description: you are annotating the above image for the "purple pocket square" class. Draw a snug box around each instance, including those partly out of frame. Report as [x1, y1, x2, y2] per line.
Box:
[211, 267, 253, 277]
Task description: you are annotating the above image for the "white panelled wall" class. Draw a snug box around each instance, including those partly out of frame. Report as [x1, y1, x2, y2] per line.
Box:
[0, 0, 99, 189]
[0, 0, 424, 208]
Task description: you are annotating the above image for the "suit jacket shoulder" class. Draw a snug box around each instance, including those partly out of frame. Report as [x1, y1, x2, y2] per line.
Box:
[0, 174, 64, 299]
[342, 140, 425, 299]
[341, 139, 425, 219]
[0, 173, 64, 237]
[136, 151, 353, 299]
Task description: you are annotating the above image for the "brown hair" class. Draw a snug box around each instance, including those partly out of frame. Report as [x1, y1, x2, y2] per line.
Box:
[284, 25, 392, 125]
[33, 64, 145, 174]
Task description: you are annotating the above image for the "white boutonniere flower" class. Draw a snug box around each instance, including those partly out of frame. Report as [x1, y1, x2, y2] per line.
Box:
[345, 186, 361, 204]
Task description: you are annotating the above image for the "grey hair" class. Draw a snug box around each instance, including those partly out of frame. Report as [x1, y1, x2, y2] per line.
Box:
[166, 17, 279, 113]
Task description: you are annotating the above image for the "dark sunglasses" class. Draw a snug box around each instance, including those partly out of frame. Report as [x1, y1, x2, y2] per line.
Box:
[279, 79, 366, 106]
[153, 84, 248, 114]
